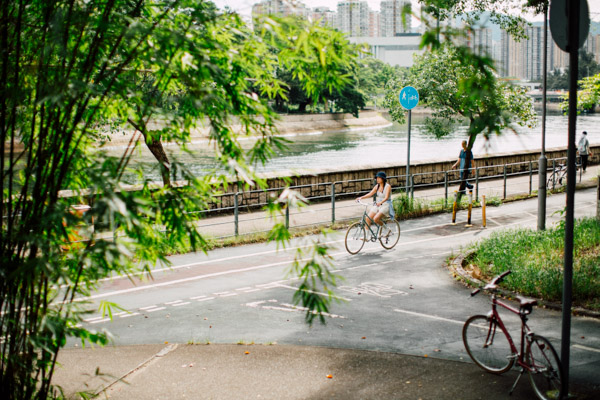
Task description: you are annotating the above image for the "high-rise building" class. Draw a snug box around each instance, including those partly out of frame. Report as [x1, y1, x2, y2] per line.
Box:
[368, 10, 380, 37]
[380, 0, 412, 37]
[337, 1, 370, 37]
[311, 7, 336, 27]
[252, 0, 308, 18]
[500, 25, 556, 81]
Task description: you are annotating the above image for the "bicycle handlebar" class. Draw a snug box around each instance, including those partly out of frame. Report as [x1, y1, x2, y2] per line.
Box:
[355, 199, 373, 206]
[470, 270, 511, 297]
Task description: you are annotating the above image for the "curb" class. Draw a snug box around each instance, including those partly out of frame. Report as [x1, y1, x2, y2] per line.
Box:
[447, 252, 600, 320]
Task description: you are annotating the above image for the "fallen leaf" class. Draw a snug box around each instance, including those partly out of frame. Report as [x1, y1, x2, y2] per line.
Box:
[434, 349, 441, 352]
[424, 354, 428, 358]
[245, 351, 250, 355]
[164, 341, 169, 344]
[581, 336, 585, 339]
[361, 337, 366, 340]
[204, 317, 208, 320]
[406, 381, 411, 384]
[326, 374, 333, 379]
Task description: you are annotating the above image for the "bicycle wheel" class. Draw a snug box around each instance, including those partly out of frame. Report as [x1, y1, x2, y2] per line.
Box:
[527, 335, 563, 400]
[379, 219, 400, 249]
[462, 315, 514, 374]
[345, 222, 366, 254]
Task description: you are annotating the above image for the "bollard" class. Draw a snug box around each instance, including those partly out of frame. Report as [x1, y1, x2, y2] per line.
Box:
[466, 190, 473, 227]
[482, 195, 487, 228]
[452, 191, 458, 225]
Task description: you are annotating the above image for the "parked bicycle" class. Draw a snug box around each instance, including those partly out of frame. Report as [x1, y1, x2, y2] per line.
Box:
[344, 200, 400, 254]
[546, 160, 580, 190]
[462, 270, 563, 400]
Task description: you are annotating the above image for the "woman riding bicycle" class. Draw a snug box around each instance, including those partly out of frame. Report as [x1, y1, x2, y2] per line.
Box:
[356, 171, 394, 229]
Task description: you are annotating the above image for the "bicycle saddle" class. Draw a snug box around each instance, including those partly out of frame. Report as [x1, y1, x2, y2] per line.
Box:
[517, 296, 537, 314]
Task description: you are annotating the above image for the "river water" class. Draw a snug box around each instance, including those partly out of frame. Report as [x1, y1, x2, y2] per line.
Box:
[108, 112, 600, 182]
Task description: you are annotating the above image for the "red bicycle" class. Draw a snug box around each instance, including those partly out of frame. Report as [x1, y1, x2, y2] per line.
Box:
[462, 270, 563, 400]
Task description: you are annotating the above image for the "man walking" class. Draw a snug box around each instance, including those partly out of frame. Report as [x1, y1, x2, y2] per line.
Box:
[578, 131, 592, 172]
[452, 140, 475, 197]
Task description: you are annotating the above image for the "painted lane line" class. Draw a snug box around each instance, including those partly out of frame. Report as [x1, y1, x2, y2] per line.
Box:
[190, 295, 207, 300]
[235, 287, 253, 291]
[242, 288, 262, 293]
[145, 307, 166, 313]
[171, 302, 191, 307]
[218, 293, 238, 297]
[485, 217, 502, 227]
[196, 297, 215, 302]
[77, 257, 314, 302]
[213, 291, 232, 296]
[165, 300, 184, 305]
[90, 318, 111, 324]
[573, 344, 600, 353]
[140, 305, 159, 310]
[275, 284, 352, 302]
[119, 313, 140, 318]
[393, 308, 465, 326]
[74, 212, 559, 303]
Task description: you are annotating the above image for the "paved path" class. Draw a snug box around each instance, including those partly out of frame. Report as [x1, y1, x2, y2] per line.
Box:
[51, 180, 600, 399]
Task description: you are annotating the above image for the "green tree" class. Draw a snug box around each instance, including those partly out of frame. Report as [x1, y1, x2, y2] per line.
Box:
[261, 17, 367, 116]
[0, 1, 337, 398]
[385, 43, 537, 150]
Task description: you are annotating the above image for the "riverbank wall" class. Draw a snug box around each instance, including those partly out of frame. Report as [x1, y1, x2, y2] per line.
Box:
[101, 111, 391, 147]
[216, 145, 599, 210]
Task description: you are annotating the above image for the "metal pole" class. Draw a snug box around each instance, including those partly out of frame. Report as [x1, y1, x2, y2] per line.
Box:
[503, 165, 507, 200]
[444, 171, 448, 208]
[331, 182, 336, 224]
[562, 1, 581, 397]
[475, 167, 479, 203]
[234, 192, 239, 237]
[538, 5, 549, 231]
[406, 109, 411, 193]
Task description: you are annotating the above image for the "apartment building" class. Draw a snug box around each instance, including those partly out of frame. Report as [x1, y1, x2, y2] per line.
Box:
[380, 0, 411, 37]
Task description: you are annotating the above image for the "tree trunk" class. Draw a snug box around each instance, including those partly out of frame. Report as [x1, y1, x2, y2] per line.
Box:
[144, 136, 171, 187]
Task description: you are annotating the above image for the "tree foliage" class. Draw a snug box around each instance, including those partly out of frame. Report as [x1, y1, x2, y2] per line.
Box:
[261, 17, 367, 116]
[0, 1, 337, 398]
[385, 3, 538, 151]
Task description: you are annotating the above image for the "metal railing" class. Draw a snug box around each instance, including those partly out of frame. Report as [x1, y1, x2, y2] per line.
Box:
[189, 156, 582, 239]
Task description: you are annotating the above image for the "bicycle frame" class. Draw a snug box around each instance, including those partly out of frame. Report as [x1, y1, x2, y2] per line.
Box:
[357, 201, 383, 240]
[486, 293, 536, 373]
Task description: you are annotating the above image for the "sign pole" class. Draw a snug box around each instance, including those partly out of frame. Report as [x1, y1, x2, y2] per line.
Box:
[406, 109, 411, 193]
[399, 86, 419, 194]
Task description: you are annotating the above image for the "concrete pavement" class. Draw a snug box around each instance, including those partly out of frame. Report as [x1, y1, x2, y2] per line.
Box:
[51, 170, 600, 399]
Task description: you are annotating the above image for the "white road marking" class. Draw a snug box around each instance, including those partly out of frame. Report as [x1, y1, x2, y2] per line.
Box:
[90, 318, 111, 324]
[573, 344, 600, 353]
[140, 305, 159, 310]
[119, 312, 140, 318]
[145, 307, 166, 312]
[393, 308, 465, 325]
[218, 293, 238, 297]
[190, 295, 207, 300]
[235, 287, 253, 291]
[275, 284, 352, 302]
[165, 300, 184, 305]
[196, 297, 215, 302]
[73, 205, 591, 303]
[172, 302, 190, 307]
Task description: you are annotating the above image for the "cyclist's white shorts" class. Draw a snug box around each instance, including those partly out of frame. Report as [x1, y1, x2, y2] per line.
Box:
[369, 203, 390, 217]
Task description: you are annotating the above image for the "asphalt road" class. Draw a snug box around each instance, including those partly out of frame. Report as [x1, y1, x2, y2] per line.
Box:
[71, 188, 600, 388]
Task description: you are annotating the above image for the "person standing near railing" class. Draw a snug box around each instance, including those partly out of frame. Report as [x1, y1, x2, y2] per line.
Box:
[578, 131, 592, 173]
[451, 140, 476, 198]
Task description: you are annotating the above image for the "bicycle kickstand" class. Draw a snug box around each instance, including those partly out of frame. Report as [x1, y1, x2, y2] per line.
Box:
[509, 368, 525, 396]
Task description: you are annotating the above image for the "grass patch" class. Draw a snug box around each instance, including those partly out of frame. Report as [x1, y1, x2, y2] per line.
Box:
[392, 193, 501, 220]
[466, 217, 600, 311]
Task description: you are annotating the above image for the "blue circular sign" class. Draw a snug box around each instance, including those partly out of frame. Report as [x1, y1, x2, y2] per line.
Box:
[399, 86, 419, 110]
